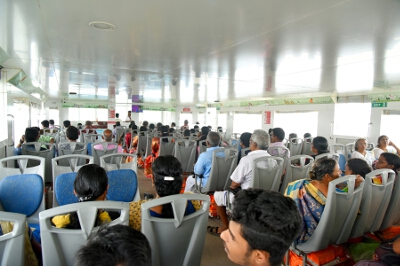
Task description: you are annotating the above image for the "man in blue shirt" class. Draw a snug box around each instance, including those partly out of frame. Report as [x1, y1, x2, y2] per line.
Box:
[184, 132, 221, 192]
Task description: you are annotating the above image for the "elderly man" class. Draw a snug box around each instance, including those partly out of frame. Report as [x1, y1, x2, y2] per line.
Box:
[88, 129, 123, 156]
[184, 132, 222, 192]
[208, 129, 272, 235]
[221, 189, 301, 266]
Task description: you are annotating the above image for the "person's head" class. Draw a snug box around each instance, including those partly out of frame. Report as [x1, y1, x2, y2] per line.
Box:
[375, 153, 400, 172]
[354, 138, 368, 152]
[171, 122, 176, 128]
[311, 136, 329, 155]
[268, 128, 273, 135]
[75, 225, 152, 266]
[115, 113, 119, 118]
[221, 189, 301, 266]
[116, 122, 121, 127]
[85, 121, 93, 128]
[206, 132, 221, 147]
[345, 158, 371, 178]
[139, 126, 147, 131]
[25, 127, 39, 142]
[377, 135, 389, 148]
[66, 126, 79, 141]
[183, 129, 191, 137]
[156, 122, 162, 131]
[194, 125, 199, 131]
[201, 126, 209, 136]
[149, 123, 155, 130]
[127, 111, 131, 116]
[49, 119, 55, 126]
[74, 164, 108, 202]
[77, 123, 83, 129]
[143, 121, 149, 128]
[288, 133, 297, 140]
[250, 129, 269, 151]
[190, 128, 195, 134]
[309, 158, 341, 182]
[168, 128, 175, 133]
[240, 132, 252, 148]
[271, 128, 285, 143]
[63, 120, 71, 128]
[184, 119, 188, 125]
[102, 129, 113, 142]
[41, 120, 49, 128]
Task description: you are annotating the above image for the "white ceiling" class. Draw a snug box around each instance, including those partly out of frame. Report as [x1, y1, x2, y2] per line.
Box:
[1, 0, 400, 105]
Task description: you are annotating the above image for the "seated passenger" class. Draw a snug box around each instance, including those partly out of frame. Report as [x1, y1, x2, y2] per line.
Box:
[285, 158, 363, 243]
[59, 126, 85, 151]
[196, 126, 209, 144]
[183, 129, 191, 139]
[372, 135, 400, 160]
[49, 119, 56, 130]
[184, 132, 222, 192]
[181, 120, 189, 131]
[345, 158, 372, 178]
[40, 120, 52, 134]
[80, 120, 97, 135]
[269, 127, 291, 157]
[129, 156, 201, 231]
[375, 153, 400, 174]
[14, 127, 48, 155]
[210, 130, 272, 235]
[75, 224, 152, 266]
[351, 138, 374, 166]
[52, 164, 116, 228]
[88, 129, 123, 155]
[221, 189, 301, 266]
[237, 132, 252, 163]
[311, 136, 330, 158]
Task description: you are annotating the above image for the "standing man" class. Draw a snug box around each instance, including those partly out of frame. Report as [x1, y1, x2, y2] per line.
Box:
[221, 189, 301, 266]
[125, 111, 132, 122]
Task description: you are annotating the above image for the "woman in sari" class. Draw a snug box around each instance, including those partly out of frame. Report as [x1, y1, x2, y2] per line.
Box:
[285, 158, 363, 243]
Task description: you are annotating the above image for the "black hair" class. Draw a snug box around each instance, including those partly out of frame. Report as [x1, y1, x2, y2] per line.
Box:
[67, 165, 108, 229]
[288, 133, 297, 140]
[49, 119, 55, 125]
[271, 128, 285, 141]
[268, 128, 273, 135]
[139, 126, 147, 131]
[149, 123, 155, 130]
[201, 126, 209, 136]
[231, 189, 301, 266]
[309, 158, 337, 180]
[190, 128, 195, 134]
[143, 121, 149, 127]
[41, 120, 50, 128]
[194, 125, 199, 130]
[380, 153, 400, 172]
[206, 132, 221, 147]
[346, 158, 371, 178]
[25, 127, 39, 142]
[75, 225, 152, 266]
[115, 113, 119, 118]
[312, 136, 329, 154]
[156, 123, 162, 131]
[116, 122, 121, 127]
[239, 132, 252, 148]
[63, 120, 71, 127]
[66, 126, 79, 141]
[151, 156, 183, 218]
[171, 122, 176, 127]
[184, 129, 191, 137]
[168, 128, 175, 133]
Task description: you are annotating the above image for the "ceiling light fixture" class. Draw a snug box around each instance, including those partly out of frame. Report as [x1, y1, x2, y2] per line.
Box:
[89, 21, 117, 31]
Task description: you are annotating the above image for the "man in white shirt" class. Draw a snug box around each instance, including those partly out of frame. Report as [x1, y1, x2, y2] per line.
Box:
[125, 111, 132, 122]
[209, 129, 273, 235]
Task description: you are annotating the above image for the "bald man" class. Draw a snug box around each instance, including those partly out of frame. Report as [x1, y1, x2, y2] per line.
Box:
[88, 129, 123, 155]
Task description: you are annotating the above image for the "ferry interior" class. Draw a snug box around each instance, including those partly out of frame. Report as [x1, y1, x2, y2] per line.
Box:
[1, 0, 400, 265]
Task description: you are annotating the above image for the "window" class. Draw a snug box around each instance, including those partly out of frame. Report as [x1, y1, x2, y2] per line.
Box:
[48, 109, 59, 126]
[380, 112, 400, 145]
[334, 103, 371, 137]
[217, 113, 227, 131]
[232, 113, 262, 134]
[139, 111, 162, 125]
[67, 108, 108, 122]
[274, 111, 318, 138]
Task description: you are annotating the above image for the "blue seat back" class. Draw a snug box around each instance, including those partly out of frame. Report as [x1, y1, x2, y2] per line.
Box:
[106, 169, 138, 202]
[338, 154, 346, 175]
[0, 174, 43, 217]
[55, 172, 78, 206]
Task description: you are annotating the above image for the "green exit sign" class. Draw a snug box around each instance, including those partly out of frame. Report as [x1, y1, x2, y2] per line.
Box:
[371, 102, 387, 108]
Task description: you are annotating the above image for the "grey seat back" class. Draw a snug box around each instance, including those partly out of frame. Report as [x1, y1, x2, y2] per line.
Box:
[21, 142, 55, 183]
[195, 148, 238, 193]
[315, 152, 340, 163]
[91, 142, 118, 165]
[296, 175, 364, 252]
[141, 194, 210, 266]
[84, 134, 98, 144]
[331, 144, 346, 156]
[40, 201, 129, 266]
[350, 169, 395, 238]
[58, 142, 87, 166]
[198, 140, 207, 156]
[345, 143, 355, 159]
[288, 138, 304, 157]
[249, 156, 284, 192]
[144, 135, 154, 158]
[115, 127, 124, 144]
[59, 131, 68, 143]
[280, 155, 314, 194]
[301, 137, 313, 155]
[0, 211, 26, 266]
[137, 131, 148, 156]
[241, 147, 250, 158]
[267, 146, 290, 160]
[283, 138, 289, 147]
[381, 170, 400, 229]
[174, 140, 196, 173]
[159, 137, 175, 156]
[52, 155, 94, 207]
[0, 156, 45, 224]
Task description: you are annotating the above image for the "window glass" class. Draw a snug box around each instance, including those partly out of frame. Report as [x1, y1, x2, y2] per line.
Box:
[334, 103, 371, 137]
[217, 113, 227, 131]
[380, 114, 400, 145]
[233, 113, 262, 134]
[274, 111, 318, 138]
[139, 111, 162, 125]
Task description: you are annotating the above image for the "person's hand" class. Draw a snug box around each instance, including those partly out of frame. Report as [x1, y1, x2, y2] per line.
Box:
[389, 140, 396, 146]
[354, 175, 364, 188]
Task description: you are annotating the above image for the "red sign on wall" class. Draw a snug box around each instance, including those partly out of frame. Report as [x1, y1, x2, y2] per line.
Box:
[183, 107, 191, 112]
[264, 111, 271, 124]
